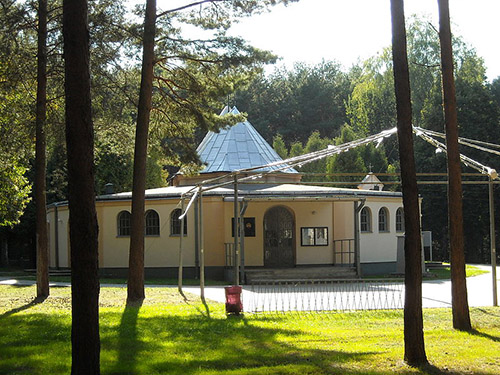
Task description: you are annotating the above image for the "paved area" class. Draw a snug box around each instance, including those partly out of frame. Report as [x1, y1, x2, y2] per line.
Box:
[2, 264, 499, 312]
[421, 264, 499, 308]
[186, 265, 500, 311]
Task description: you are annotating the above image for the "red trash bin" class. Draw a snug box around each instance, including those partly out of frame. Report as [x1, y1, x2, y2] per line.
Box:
[224, 285, 243, 315]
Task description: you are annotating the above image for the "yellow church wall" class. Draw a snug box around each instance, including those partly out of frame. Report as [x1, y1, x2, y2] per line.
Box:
[333, 201, 355, 240]
[96, 203, 104, 267]
[47, 193, 405, 272]
[59, 208, 70, 268]
[201, 198, 226, 266]
[98, 201, 131, 268]
[293, 201, 334, 265]
[97, 199, 197, 268]
[222, 200, 353, 267]
[143, 199, 196, 268]
[47, 206, 70, 268]
[47, 209, 55, 267]
[223, 201, 266, 267]
[359, 198, 404, 264]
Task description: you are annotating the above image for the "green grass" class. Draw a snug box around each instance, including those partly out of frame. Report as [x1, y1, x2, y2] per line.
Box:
[361, 264, 489, 281]
[0, 270, 228, 286]
[426, 264, 489, 280]
[1, 285, 500, 374]
[2, 264, 489, 285]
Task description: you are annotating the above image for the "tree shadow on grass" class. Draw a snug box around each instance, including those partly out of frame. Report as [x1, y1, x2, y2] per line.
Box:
[180, 295, 212, 319]
[0, 312, 71, 374]
[102, 310, 366, 374]
[474, 307, 500, 318]
[469, 328, 500, 342]
[1, 301, 495, 375]
[0, 295, 47, 318]
[415, 362, 463, 375]
[3, 283, 35, 288]
[102, 311, 459, 375]
[100, 306, 500, 375]
[195, 294, 211, 318]
[108, 299, 144, 375]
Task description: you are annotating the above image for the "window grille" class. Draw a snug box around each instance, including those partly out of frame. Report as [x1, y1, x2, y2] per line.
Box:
[360, 207, 371, 232]
[117, 211, 131, 236]
[170, 208, 187, 236]
[396, 207, 405, 232]
[145, 210, 160, 236]
[378, 207, 389, 232]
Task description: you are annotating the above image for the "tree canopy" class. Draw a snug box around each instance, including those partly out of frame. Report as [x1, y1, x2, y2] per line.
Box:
[1, 7, 500, 267]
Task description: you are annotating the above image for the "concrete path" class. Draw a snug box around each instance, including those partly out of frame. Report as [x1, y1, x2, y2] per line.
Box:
[421, 264, 499, 308]
[186, 264, 500, 311]
[1, 264, 499, 312]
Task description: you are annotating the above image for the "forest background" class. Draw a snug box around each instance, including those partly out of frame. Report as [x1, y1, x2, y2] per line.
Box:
[1, 0, 500, 268]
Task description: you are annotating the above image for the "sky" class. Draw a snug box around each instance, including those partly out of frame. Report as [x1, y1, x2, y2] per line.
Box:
[220, 0, 500, 81]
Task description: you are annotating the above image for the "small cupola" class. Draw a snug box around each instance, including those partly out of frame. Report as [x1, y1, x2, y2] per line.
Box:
[357, 172, 384, 191]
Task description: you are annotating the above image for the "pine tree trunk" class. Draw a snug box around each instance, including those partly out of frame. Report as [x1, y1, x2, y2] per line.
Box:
[437, 0, 472, 331]
[35, 0, 49, 300]
[62, 0, 101, 372]
[390, 0, 428, 366]
[127, 0, 156, 302]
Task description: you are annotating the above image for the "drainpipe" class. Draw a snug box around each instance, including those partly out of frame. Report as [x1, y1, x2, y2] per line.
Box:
[354, 199, 366, 277]
[54, 204, 60, 269]
[194, 194, 199, 279]
[489, 177, 497, 306]
[178, 196, 185, 294]
[239, 199, 248, 284]
[233, 174, 239, 285]
[198, 187, 205, 300]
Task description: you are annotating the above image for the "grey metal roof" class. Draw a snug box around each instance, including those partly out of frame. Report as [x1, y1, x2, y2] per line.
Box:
[93, 183, 402, 202]
[197, 106, 297, 174]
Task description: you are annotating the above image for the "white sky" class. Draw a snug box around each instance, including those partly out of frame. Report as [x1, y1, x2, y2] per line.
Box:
[222, 0, 500, 81]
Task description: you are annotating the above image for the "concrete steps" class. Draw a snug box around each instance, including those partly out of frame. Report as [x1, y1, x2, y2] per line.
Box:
[425, 262, 448, 270]
[24, 269, 72, 277]
[245, 266, 358, 283]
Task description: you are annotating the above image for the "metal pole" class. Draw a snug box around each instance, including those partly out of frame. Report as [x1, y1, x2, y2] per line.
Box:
[239, 200, 248, 284]
[429, 232, 433, 262]
[354, 199, 365, 277]
[194, 194, 199, 279]
[54, 204, 60, 269]
[233, 175, 239, 285]
[198, 187, 205, 300]
[489, 177, 497, 306]
[178, 197, 185, 294]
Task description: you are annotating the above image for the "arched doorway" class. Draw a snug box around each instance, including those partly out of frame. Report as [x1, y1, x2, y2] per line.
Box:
[263, 206, 295, 268]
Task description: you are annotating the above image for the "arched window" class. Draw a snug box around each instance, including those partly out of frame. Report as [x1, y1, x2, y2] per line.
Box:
[396, 207, 405, 232]
[145, 210, 160, 236]
[170, 208, 187, 236]
[360, 207, 371, 233]
[117, 211, 131, 236]
[378, 207, 389, 232]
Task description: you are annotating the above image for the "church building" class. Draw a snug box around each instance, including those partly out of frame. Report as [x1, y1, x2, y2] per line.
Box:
[47, 107, 407, 281]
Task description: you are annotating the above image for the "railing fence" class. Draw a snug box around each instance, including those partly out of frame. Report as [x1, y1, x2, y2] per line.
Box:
[245, 279, 404, 313]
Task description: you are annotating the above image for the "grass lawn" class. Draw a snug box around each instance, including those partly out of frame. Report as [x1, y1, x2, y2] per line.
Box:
[426, 264, 489, 280]
[0, 268, 228, 286]
[1, 284, 500, 375]
[0, 263, 489, 285]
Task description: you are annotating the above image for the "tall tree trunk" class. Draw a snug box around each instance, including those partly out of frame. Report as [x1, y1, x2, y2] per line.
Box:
[127, 0, 156, 302]
[437, 0, 472, 331]
[63, 0, 100, 372]
[35, 0, 49, 300]
[390, 0, 428, 366]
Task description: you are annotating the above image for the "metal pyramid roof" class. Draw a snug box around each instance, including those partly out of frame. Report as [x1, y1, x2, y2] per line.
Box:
[197, 107, 297, 174]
